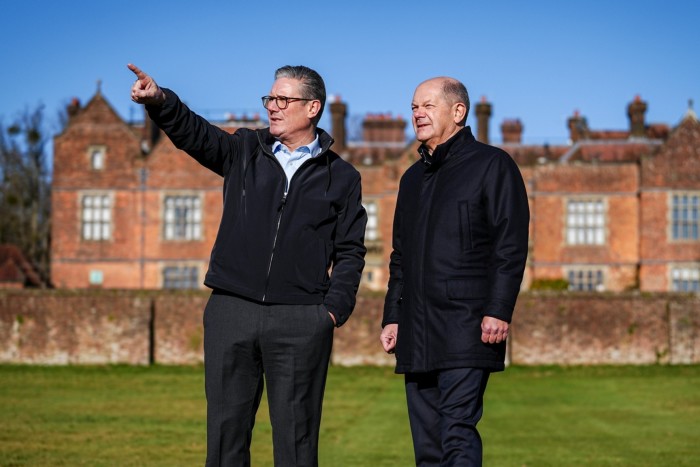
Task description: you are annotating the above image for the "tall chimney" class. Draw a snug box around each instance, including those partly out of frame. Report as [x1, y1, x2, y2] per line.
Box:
[627, 95, 647, 138]
[330, 95, 347, 154]
[475, 96, 492, 144]
[67, 97, 81, 120]
[362, 113, 406, 143]
[501, 119, 523, 144]
[567, 110, 589, 143]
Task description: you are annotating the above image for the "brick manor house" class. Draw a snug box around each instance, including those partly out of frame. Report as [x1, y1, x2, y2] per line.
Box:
[51, 87, 700, 293]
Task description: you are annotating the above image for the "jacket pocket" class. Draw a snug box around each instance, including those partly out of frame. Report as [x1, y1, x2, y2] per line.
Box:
[458, 201, 473, 251]
[446, 278, 488, 300]
[318, 239, 332, 283]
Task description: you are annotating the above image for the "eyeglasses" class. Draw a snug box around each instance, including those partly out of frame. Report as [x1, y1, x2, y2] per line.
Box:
[261, 95, 314, 110]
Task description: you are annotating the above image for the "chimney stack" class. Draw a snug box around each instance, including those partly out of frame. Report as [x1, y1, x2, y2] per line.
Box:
[475, 96, 492, 144]
[567, 110, 589, 143]
[627, 95, 647, 138]
[67, 97, 81, 120]
[501, 119, 523, 144]
[362, 113, 406, 143]
[330, 96, 348, 154]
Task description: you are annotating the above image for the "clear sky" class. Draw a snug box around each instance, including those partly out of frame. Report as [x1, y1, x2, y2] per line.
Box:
[2, 0, 698, 146]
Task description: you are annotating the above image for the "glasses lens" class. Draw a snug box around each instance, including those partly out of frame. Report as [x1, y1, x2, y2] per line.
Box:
[276, 97, 289, 109]
[262, 96, 290, 110]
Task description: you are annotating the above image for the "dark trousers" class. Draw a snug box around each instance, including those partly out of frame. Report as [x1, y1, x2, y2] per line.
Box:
[405, 368, 490, 467]
[203, 291, 334, 467]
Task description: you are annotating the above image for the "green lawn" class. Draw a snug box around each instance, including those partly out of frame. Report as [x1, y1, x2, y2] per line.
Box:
[1, 365, 698, 466]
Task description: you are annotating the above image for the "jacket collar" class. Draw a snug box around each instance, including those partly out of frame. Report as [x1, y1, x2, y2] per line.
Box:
[418, 126, 475, 169]
[256, 127, 335, 194]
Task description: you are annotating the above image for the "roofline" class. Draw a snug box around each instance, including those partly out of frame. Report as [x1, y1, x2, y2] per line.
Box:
[560, 138, 665, 163]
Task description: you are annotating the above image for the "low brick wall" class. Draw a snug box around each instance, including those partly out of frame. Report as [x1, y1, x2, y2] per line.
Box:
[0, 290, 698, 366]
[153, 293, 207, 365]
[0, 290, 152, 364]
[511, 293, 700, 365]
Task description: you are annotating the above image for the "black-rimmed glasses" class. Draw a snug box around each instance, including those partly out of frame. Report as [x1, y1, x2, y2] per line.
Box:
[261, 95, 314, 110]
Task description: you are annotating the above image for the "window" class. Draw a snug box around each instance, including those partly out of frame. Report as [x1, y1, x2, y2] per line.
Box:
[361, 267, 382, 291]
[89, 270, 104, 286]
[671, 193, 700, 240]
[81, 194, 111, 240]
[671, 266, 700, 292]
[364, 200, 379, 241]
[567, 268, 604, 292]
[163, 266, 199, 289]
[89, 146, 106, 170]
[164, 195, 202, 240]
[566, 199, 605, 245]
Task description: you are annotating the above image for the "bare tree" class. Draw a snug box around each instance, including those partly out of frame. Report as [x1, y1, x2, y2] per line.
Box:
[0, 105, 52, 283]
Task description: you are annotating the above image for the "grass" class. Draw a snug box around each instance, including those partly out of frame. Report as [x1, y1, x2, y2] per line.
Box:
[0, 365, 699, 466]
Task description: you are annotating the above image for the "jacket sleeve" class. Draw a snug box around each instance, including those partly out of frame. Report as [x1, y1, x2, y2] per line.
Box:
[483, 152, 530, 322]
[382, 183, 403, 328]
[323, 173, 367, 327]
[146, 88, 237, 177]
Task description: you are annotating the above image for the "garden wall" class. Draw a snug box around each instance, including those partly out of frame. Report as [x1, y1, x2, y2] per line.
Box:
[1, 290, 697, 366]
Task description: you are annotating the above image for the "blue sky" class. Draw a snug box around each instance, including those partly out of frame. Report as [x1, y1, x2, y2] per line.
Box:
[2, 0, 698, 146]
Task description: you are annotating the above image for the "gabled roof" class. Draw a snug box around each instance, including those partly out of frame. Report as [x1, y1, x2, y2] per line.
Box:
[55, 85, 140, 142]
[641, 110, 700, 188]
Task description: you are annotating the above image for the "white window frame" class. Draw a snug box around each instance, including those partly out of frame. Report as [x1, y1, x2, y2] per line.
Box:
[81, 193, 112, 241]
[565, 198, 606, 245]
[88, 145, 106, 171]
[363, 200, 379, 241]
[163, 194, 203, 241]
[162, 265, 200, 289]
[670, 192, 700, 241]
[670, 264, 700, 292]
[566, 267, 605, 292]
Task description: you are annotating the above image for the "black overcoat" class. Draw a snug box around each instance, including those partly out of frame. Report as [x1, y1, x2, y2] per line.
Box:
[382, 127, 529, 373]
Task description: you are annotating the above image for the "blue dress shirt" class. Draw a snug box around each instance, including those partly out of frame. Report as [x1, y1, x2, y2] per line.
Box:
[272, 135, 322, 194]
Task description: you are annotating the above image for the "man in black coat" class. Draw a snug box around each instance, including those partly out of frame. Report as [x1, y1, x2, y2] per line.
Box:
[129, 63, 367, 466]
[380, 77, 529, 466]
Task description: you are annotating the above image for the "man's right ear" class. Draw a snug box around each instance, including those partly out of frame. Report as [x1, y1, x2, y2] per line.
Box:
[453, 102, 467, 125]
[307, 100, 322, 120]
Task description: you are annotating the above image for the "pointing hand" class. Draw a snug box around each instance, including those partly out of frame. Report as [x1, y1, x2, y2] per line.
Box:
[127, 63, 166, 106]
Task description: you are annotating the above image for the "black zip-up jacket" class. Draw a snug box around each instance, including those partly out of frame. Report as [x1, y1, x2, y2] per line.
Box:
[147, 89, 367, 326]
[382, 127, 529, 372]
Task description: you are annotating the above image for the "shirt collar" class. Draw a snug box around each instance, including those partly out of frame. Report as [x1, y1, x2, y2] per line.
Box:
[273, 134, 321, 157]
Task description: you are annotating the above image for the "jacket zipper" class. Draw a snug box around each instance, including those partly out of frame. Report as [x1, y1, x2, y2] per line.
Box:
[256, 132, 330, 302]
[418, 167, 437, 370]
[262, 193, 286, 302]
[261, 156, 316, 301]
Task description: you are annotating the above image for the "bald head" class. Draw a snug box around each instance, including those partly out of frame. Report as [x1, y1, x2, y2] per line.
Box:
[412, 77, 470, 152]
[419, 77, 470, 125]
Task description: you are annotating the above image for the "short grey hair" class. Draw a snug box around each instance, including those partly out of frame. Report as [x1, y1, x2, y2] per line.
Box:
[274, 65, 326, 125]
[442, 78, 470, 126]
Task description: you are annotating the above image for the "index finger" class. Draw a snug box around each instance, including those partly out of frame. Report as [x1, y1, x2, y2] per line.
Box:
[127, 63, 148, 80]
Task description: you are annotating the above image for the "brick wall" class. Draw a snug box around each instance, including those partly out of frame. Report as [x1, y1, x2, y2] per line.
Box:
[530, 163, 641, 291]
[0, 290, 151, 364]
[1, 290, 698, 366]
[511, 292, 699, 365]
[51, 96, 224, 290]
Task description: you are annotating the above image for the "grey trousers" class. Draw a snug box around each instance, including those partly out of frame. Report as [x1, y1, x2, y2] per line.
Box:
[203, 290, 334, 467]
